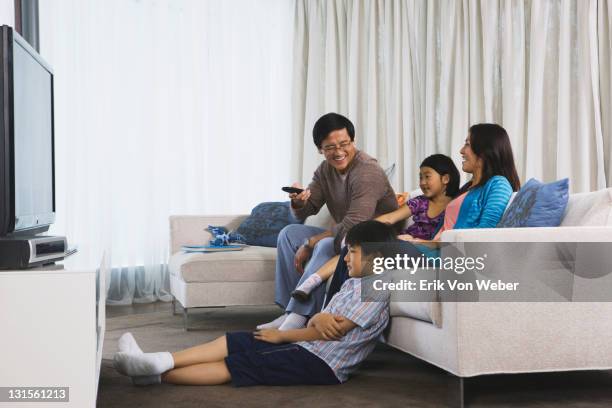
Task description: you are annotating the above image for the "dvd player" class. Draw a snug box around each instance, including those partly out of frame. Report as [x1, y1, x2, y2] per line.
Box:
[0, 235, 76, 269]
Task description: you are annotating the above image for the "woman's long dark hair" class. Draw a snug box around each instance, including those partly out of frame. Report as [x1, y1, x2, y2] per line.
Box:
[462, 123, 521, 192]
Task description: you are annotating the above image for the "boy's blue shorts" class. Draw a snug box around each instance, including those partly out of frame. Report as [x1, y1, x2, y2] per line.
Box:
[224, 331, 340, 387]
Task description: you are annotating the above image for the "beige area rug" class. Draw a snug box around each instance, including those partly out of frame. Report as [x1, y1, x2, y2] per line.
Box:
[98, 306, 612, 408]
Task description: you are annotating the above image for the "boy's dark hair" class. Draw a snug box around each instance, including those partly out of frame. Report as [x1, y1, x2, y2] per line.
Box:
[312, 113, 355, 148]
[345, 220, 397, 257]
[420, 154, 461, 198]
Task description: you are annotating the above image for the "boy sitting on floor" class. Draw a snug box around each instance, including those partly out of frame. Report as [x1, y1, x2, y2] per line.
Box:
[113, 220, 396, 386]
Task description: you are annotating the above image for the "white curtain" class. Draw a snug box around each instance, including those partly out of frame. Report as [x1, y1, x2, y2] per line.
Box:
[39, 0, 295, 304]
[292, 0, 612, 193]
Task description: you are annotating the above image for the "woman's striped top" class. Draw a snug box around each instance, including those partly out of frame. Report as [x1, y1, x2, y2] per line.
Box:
[453, 175, 513, 229]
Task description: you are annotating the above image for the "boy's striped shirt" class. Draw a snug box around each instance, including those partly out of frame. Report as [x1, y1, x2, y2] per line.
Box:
[297, 278, 389, 382]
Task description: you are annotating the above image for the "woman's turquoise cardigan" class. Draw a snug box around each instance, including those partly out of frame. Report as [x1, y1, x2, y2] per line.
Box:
[453, 175, 513, 229]
[414, 175, 513, 258]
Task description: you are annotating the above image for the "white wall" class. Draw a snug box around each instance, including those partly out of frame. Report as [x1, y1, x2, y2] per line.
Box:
[0, 0, 14, 27]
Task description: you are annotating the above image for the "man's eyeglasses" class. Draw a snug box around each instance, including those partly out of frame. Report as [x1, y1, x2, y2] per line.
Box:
[321, 140, 352, 153]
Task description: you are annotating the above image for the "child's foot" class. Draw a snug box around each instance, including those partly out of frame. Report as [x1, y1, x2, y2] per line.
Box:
[132, 375, 162, 386]
[278, 313, 307, 330]
[113, 351, 174, 376]
[292, 274, 323, 299]
[118, 332, 143, 354]
[256, 314, 287, 330]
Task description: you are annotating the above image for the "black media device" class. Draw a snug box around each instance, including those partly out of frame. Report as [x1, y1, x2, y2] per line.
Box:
[0, 26, 73, 269]
[282, 186, 304, 194]
[0, 236, 76, 269]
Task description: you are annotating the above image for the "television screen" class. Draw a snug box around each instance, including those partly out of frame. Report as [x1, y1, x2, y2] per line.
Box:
[0, 26, 55, 236]
[13, 37, 54, 230]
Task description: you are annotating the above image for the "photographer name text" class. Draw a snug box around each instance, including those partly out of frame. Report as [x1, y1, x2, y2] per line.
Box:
[372, 279, 519, 292]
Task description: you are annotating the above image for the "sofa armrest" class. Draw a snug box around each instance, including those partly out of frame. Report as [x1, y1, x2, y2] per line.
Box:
[169, 215, 249, 255]
[440, 226, 612, 243]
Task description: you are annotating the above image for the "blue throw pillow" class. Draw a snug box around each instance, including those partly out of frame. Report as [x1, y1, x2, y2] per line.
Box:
[498, 178, 569, 228]
[235, 202, 303, 247]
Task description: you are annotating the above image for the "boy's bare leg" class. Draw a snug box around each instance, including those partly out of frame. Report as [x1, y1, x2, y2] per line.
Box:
[171, 335, 228, 368]
[161, 361, 231, 385]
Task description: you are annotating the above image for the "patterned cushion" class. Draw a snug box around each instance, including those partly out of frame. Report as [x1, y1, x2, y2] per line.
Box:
[235, 202, 303, 247]
[498, 178, 569, 228]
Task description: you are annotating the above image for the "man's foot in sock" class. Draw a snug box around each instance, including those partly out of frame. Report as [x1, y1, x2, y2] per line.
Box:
[256, 314, 287, 330]
[293, 274, 322, 297]
[118, 332, 143, 354]
[132, 375, 162, 386]
[113, 351, 174, 377]
[278, 313, 307, 330]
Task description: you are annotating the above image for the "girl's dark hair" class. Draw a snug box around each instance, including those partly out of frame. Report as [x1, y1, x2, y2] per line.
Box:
[464, 123, 521, 192]
[420, 154, 461, 198]
[345, 220, 397, 257]
[312, 113, 355, 148]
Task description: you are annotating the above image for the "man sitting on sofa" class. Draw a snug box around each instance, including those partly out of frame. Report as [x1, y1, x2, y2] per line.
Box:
[257, 112, 398, 330]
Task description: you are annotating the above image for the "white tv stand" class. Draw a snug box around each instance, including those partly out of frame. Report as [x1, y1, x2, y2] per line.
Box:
[0, 253, 106, 407]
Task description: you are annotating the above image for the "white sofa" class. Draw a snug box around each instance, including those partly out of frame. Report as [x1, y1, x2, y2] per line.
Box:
[168, 208, 333, 327]
[385, 188, 612, 368]
[169, 187, 612, 405]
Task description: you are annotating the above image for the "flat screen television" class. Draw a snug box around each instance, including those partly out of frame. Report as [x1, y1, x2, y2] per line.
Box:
[0, 25, 55, 237]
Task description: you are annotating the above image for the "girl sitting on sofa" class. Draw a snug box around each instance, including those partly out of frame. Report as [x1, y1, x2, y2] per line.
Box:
[290, 153, 460, 302]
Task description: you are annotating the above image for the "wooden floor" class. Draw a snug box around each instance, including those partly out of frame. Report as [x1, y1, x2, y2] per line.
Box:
[102, 301, 612, 408]
[106, 299, 173, 318]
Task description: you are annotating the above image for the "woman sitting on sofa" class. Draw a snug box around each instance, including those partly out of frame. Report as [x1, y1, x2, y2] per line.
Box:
[316, 123, 522, 324]
[415, 122, 521, 240]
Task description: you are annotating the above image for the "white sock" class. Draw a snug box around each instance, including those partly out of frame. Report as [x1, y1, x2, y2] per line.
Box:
[278, 313, 307, 331]
[118, 332, 143, 354]
[132, 375, 162, 386]
[295, 274, 323, 295]
[113, 351, 174, 376]
[256, 314, 287, 330]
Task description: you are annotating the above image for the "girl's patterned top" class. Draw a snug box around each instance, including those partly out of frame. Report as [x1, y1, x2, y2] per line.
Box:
[403, 195, 445, 240]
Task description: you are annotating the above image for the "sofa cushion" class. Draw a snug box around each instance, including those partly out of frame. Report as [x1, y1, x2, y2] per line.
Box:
[235, 202, 302, 247]
[169, 246, 277, 283]
[498, 178, 569, 228]
[561, 188, 612, 226]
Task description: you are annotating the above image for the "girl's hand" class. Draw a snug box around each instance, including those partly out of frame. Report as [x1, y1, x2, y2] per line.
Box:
[403, 237, 440, 248]
[398, 234, 415, 241]
[253, 329, 286, 344]
[396, 192, 409, 206]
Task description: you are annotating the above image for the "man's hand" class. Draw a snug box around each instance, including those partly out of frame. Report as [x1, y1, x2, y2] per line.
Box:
[288, 182, 311, 209]
[253, 329, 286, 344]
[309, 313, 346, 340]
[294, 245, 312, 274]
